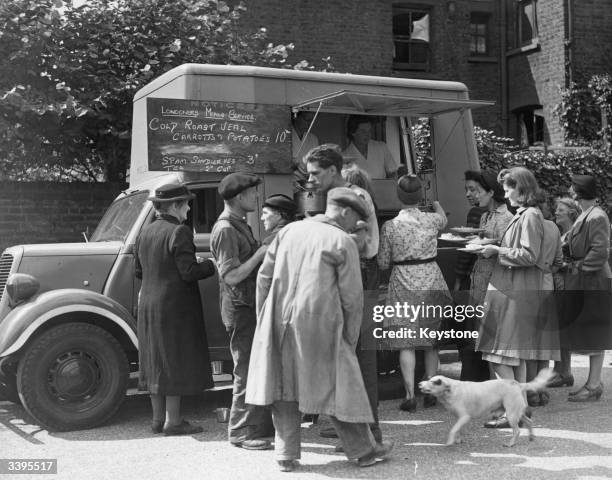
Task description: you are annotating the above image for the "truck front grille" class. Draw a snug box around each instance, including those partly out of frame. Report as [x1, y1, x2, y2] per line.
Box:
[0, 253, 14, 300]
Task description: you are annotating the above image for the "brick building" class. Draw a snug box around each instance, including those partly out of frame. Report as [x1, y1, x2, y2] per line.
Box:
[242, 0, 612, 148]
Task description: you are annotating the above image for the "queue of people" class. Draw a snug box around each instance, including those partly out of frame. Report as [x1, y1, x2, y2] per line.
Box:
[134, 152, 611, 472]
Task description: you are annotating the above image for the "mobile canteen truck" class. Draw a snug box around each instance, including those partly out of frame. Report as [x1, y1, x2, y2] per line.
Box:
[0, 64, 491, 431]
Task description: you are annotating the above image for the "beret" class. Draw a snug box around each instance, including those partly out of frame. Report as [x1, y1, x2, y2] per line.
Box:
[263, 194, 297, 215]
[397, 174, 423, 205]
[148, 183, 195, 203]
[327, 187, 369, 220]
[218, 173, 262, 200]
[571, 174, 597, 200]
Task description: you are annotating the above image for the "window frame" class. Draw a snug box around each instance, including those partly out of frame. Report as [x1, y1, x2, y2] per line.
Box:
[516, 0, 539, 49]
[469, 12, 490, 57]
[515, 106, 545, 147]
[392, 5, 431, 72]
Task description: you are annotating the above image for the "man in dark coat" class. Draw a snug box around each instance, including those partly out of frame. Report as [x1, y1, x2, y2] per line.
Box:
[211, 173, 273, 450]
[135, 183, 216, 436]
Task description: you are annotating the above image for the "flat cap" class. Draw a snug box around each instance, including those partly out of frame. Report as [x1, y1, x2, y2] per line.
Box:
[327, 187, 369, 220]
[571, 174, 597, 200]
[263, 194, 297, 216]
[218, 173, 262, 200]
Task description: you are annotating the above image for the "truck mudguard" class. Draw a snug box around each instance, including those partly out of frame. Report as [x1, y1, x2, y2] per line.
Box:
[0, 289, 137, 357]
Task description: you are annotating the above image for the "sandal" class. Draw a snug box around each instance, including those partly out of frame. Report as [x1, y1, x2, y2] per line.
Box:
[568, 383, 603, 402]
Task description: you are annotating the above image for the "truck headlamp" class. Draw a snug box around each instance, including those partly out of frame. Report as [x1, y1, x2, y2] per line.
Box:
[6, 274, 40, 305]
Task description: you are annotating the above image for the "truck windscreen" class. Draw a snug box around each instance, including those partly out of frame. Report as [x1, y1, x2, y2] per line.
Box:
[90, 191, 149, 242]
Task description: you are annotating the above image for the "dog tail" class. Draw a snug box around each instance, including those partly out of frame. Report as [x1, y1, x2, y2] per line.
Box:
[521, 367, 555, 393]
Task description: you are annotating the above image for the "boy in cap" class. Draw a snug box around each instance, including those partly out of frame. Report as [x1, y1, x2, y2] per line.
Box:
[210, 172, 273, 450]
[246, 187, 394, 472]
[260, 194, 297, 245]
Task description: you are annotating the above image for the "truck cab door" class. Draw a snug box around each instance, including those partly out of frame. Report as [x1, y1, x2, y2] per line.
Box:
[189, 185, 230, 363]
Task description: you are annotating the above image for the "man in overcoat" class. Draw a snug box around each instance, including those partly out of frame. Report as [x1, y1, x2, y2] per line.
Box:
[246, 188, 394, 472]
[305, 144, 383, 443]
[211, 172, 273, 450]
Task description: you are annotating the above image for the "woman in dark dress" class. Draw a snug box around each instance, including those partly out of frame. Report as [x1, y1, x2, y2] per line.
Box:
[135, 183, 216, 435]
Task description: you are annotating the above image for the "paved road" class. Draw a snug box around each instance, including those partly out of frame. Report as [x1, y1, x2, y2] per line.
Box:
[2, 353, 612, 480]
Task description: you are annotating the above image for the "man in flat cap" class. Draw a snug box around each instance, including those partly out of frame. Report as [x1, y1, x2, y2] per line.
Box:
[260, 194, 297, 246]
[211, 172, 273, 450]
[305, 144, 383, 444]
[246, 187, 394, 472]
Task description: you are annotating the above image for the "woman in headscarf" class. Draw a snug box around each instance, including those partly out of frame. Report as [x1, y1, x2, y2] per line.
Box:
[378, 174, 452, 412]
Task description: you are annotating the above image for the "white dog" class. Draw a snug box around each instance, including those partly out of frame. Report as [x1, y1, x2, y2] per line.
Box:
[418, 368, 553, 447]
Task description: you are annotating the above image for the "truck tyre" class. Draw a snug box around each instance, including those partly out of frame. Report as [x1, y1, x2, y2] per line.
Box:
[16, 322, 129, 431]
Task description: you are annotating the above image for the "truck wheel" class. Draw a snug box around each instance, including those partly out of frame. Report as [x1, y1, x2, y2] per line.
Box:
[16, 323, 129, 431]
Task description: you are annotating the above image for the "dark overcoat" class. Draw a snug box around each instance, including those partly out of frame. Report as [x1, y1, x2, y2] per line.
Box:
[135, 214, 216, 395]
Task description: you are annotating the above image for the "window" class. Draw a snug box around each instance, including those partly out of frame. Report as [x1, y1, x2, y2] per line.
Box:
[515, 106, 544, 146]
[470, 13, 490, 56]
[393, 6, 430, 71]
[517, 0, 538, 47]
[190, 186, 225, 234]
[90, 191, 149, 242]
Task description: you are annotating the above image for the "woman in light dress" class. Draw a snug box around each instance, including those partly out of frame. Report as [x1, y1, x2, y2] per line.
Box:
[378, 174, 452, 412]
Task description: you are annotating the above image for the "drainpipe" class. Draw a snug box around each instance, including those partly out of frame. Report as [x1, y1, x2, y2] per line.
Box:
[566, 0, 573, 86]
[500, 0, 508, 136]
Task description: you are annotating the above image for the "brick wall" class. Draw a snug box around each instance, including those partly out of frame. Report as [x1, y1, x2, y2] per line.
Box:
[506, 0, 567, 146]
[241, 0, 394, 76]
[571, 0, 612, 83]
[0, 182, 127, 254]
[241, 0, 503, 132]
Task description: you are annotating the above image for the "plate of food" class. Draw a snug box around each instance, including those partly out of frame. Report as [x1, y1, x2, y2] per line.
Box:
[457, 243, 486, 253]
[450, 226, 486, 235]
[439, 233, 475, 243]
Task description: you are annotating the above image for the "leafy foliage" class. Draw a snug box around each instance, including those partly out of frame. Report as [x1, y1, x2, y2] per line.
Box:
[0, 0, 323, 181]
[553, 74, 612, 147]
[412, 122, 611, 214]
